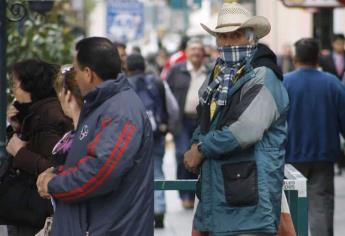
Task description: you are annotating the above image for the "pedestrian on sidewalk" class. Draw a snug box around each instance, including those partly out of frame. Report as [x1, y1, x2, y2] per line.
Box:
[167, 38, 211, 209]
[184, 2, 289, 235]
[319, 34, 345, 81]
[284, 38, 345, 236]
[0, 59, 72, 235]
[125, 53, 179, 228]
[51, 65, 83, 167]
[36, 37, 154, 236]
[35, 65, 83, 236]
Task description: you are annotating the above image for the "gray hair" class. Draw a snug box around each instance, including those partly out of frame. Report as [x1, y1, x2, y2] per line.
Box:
[187, 38, 204, 48]
[244, 28, 258, 44]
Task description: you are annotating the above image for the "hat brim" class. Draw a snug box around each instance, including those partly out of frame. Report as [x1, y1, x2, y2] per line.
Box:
[200, 16, 271, 39]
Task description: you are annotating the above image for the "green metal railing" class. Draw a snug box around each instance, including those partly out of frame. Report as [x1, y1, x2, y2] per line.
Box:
[155, 164, 308, 236]
[283, 164, 308, 236]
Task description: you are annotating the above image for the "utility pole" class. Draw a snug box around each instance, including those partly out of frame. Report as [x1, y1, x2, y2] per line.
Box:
[0, 0, 8, 162]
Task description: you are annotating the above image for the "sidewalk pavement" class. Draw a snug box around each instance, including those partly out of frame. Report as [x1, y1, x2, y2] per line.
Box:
[155, 144, 345, 236]
[154, 143, 193, 236]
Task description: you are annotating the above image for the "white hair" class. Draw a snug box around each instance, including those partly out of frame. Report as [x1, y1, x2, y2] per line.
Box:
[244, 28, 258, 44]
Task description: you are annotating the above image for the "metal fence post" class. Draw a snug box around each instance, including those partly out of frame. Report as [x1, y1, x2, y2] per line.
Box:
[155, 164, 308, 235]
[0, 0, 8, 162]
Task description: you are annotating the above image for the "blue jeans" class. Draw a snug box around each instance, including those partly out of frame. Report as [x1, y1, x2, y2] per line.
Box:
[174, 116, 198, 201]
[154, 136, 166, 214]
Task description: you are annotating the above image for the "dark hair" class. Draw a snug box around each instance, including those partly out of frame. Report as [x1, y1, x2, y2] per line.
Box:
[332, 34, 345, 43]
[132, 46, 141, 55]
[179, 35, 189, 51]
[54, 66, 83, 107]
[75, 37, 122, 81]
[113, 41, 126, 50]
[10, 59, 59, 102]
[294, 38, 319, 66]
[126, 54, 146, 73]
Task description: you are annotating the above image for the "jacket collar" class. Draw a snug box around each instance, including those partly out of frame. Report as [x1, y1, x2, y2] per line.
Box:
[30, 97, 58, 112]
[81, 75, 131, 119]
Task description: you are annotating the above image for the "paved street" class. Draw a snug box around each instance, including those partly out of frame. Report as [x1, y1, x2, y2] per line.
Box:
[154, 142, 193, 236]
[335, 174, 345, 235]
[155, 143, 345, 236]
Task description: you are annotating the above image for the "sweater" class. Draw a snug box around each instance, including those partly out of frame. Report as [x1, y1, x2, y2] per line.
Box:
[283, 68, 345, 162]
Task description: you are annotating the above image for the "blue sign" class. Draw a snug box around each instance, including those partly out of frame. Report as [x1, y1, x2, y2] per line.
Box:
[106, 0, 144, 43]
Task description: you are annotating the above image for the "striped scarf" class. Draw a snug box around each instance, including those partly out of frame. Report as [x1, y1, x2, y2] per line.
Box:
[201, 44, 257, 106]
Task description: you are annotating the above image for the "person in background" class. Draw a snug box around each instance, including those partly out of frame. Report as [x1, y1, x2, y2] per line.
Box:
[126, 53, 167, 228]
[0, 59, 72, 235]
[167, 38, 210, 209]
[51, 65, 83, 166]
[161, 36, 189, 80]
[146, 53, 162, 77]
[34, 65, 84, 235]
[320, 34, 345, 81]
[131, 46, 142, 55]
[126, 53, 179, 228]
[156, 48, 170, 75]
[320, 34, 345, 175]
[114, 41, 127, 72]
[185, 2, 289, 235]
[204, 44, 219, 67]
[277, 43, 294, 74]
[284, 38, 345, 236]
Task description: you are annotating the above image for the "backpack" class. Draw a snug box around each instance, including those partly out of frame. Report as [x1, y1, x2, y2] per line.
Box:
[132, 74, 169, 137]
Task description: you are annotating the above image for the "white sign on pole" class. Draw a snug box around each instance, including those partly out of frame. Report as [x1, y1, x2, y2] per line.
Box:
[106, 0, 144, 43]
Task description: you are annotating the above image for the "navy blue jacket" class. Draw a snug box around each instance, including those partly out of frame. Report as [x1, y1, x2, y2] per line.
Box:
[284, 68, 345, 163]
[48, 77, 154, 235]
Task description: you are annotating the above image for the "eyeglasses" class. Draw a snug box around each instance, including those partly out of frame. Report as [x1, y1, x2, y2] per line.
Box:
[59, 64, 76, 93]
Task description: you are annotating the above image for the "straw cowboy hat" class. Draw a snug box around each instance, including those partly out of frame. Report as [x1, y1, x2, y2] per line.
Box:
[201, 2, 271, 39]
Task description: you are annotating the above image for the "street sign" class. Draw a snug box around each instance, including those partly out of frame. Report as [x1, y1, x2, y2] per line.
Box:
[106, 0, 144, 43]
[281, 0, 345, 8]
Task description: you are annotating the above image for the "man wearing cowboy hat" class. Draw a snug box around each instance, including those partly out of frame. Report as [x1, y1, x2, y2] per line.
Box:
[184, 2, 289, 235]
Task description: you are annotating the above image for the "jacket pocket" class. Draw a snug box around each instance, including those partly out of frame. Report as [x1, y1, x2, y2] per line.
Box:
[221, 161, 258, 207]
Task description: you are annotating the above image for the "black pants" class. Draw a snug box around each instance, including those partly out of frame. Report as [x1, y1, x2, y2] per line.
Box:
[292, 162, 334, 236]
[7, 225, 38, 236]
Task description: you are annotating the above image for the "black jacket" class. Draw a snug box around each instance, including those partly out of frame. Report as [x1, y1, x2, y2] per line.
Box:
[166, 61, 212, 133]
[320, 52, 345, 79]
[0, 97, 72, 229]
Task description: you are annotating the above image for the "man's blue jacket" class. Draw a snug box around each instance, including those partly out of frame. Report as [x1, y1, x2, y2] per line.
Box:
[48, 76, 154, 236]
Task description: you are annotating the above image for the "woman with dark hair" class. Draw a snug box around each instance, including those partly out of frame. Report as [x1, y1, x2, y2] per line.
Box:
[0, 59, 72, 235]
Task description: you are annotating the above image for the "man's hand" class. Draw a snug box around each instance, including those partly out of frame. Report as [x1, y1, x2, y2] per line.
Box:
[37, 167, 56, 199]
[6, 134, 27, 156]
[184, 144, 205, 174]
